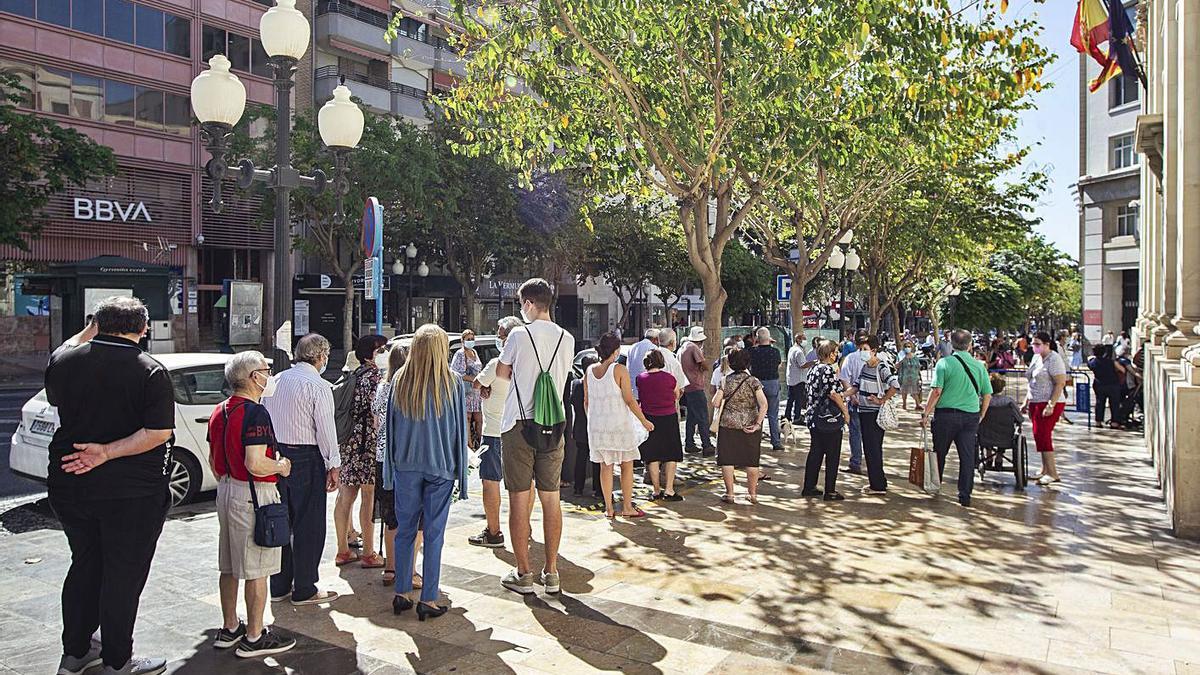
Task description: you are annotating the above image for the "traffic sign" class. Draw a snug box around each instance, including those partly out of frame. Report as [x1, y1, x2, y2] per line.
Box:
[776, 275, 792, 301]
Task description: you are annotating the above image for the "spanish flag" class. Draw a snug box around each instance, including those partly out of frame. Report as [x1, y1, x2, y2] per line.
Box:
[1071, 0, 1142, 92]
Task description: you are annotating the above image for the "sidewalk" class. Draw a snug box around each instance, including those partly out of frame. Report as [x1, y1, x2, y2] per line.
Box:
[1, 409, 1198, 674]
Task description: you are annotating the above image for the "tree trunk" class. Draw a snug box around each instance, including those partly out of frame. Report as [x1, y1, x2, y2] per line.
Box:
[890, 303, 902, 339]
[342, 278, 355, 358]
[789, 273, 806, 341]
[867, 282, 882, 335]
[463, 283, 477, 331]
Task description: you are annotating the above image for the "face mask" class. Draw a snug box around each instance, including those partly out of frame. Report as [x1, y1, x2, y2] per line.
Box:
[520, 307, 531, 323]
[374, 352, 389, 369]
[463, 340, 476, 349]
[318, 360, 327, 376]
[259, 372, 279, 398]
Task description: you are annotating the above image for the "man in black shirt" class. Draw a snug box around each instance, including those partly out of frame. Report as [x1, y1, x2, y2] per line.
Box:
[45, 296, 174, 675]
[749, 327, 784, 452]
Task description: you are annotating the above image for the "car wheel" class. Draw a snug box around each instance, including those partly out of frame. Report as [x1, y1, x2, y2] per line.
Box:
[168, 450, 202, 507]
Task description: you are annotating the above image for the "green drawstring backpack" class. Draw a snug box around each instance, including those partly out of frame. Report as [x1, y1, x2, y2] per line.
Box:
[512, 327, 566, 451]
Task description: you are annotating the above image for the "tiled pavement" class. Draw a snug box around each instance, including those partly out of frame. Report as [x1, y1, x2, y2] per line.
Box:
[2, 408, 1199, 675]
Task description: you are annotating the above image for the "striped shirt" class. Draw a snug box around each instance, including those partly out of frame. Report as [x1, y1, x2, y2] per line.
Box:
[262, 362, 341, 469]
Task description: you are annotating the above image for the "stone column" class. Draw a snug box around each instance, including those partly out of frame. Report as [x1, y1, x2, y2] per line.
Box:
[1155, 0, 1179, 347]
[1168, 0, 1200, 360]
[1137, 2, 1160, 344]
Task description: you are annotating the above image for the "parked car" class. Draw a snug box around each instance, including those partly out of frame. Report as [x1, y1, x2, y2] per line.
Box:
[8, 353, 250, 507]
[387, 332, 502, 367]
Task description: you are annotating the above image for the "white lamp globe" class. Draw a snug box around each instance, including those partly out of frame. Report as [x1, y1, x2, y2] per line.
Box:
[845, 248, 861, 271]
[259, 0, 310, 61]
[417, 262, 429, 278]
[406, 243, 418, 259]
[318, 85, 364, 149]
[190, 56, 246, 126]
[827, 247, 846, 270]
[392, 260, 404, 275]
[839, 229, 854, 245]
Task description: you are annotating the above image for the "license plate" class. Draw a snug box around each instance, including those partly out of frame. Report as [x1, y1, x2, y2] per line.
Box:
[30, 419, 55, 435]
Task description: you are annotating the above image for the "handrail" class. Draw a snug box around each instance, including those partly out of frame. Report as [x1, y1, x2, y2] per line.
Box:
[314, 66, 429, 99]
[316, 0, 390, 30]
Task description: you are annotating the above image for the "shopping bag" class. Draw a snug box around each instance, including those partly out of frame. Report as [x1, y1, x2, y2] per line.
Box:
[921, 428, 941, 495]
[907, 446, 924, 488]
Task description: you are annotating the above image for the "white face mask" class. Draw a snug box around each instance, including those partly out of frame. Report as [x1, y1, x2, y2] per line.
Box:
[259, 372, 279, 398]
[317, 360, 327, 376]
[463, 340, 476, 349]
[374, 352, 389, 369]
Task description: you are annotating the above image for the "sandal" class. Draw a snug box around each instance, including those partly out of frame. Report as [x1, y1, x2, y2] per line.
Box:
[335, 551, 360, 566]
[619, 507, 647, 519]
[720, 494, 737, 504]
[361, 552, 385, 569]
[412, 573, 423, 590]
[382, 570, 395, 585]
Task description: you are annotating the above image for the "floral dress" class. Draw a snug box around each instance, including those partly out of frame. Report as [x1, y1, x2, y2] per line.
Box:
[338, 364, 382, 486]
[450, 348, 483, 413]
[897, 354, 922, 396]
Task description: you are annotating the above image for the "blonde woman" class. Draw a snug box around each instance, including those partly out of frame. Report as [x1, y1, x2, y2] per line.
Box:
[372, 344, 422, 588]
[384, 325, 467, 621]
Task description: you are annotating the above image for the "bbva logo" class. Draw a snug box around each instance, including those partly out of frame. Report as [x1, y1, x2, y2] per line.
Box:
[73, 198, 153, 223]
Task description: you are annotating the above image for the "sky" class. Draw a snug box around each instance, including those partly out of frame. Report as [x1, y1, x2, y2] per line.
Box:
[1008, 0, 1084, 260]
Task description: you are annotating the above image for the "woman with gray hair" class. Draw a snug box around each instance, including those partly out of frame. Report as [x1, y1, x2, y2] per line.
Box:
[207, 350, 297, 657]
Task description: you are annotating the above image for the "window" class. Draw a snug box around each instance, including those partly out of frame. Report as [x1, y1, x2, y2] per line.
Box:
[0, 0, 35, 19]
[71, 72, 102, 120]
[36, 0, 69, 26]
[164, 14, 190, 58]
[1111, 133, 1137, 169]
[227, 32, 250, 72]
[104, 79, 135, 126]
[1116, 204, 1139, 237]
[134, 4, 163, 51]
[202, 24, 226, 62]
[71, 0, 103, 35]
[1110, 73, 1139, 108]
[172, 368, 229, 405]
[395, 17, 428, 42]
[135, 86, 163, 130]
[35, 65, 71, 115]
[164, 92, 190, 136]
[0, 58, 35, 106]
[105, 0, 134, 43]
[251, 38, 270, 77]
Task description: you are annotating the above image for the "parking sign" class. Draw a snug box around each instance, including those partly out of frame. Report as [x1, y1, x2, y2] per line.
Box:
[776, 275, 792, 302]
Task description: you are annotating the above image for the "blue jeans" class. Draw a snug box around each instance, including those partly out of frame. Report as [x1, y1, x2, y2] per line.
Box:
[761, 379, 781, 447]
[682, 390, 712, 450]
[847, 409, 863, 470]
[479, 435, 503, 483]
[271, 444, 326, 602]
[392, 471, 455, 603]
[931, 409, 980, 505]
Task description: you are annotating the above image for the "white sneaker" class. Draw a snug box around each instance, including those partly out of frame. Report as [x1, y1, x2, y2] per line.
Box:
[57, 639, 102, 675]
[539, 569, 561, 594]
[501, 569, 535, 595]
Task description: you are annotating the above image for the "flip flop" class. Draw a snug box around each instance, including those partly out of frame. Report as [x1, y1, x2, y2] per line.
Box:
[335, 552, 360, 566]
[620, 507, 647, 519]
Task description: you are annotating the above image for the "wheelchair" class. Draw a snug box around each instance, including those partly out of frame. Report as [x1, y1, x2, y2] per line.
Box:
[975, 422, 1029, 490]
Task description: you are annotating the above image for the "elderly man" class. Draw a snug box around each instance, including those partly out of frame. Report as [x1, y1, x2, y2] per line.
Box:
[678, 327, 713, 455]
[263, 333, 341, 606]
[839, 333, 872, 475]
[748, 327, 784, 452]
[655, 329, 689, 397]
[922, 329, 992, 507]
[46, 297, 174, 675]
[207, 351, 296, 657]
[469, 315, 524, 548]
[627, 328, 660, 399]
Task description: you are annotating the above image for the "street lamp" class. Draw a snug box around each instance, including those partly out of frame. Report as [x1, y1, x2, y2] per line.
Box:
[827, 233, 859, 337]
[190, 0, 364, 371]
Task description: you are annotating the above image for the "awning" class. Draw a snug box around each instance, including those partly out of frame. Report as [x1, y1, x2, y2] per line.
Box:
[328, 37, 388, 61]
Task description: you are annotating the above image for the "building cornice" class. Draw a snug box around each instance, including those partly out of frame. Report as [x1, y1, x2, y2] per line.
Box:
[1136, 113, 1164, 180]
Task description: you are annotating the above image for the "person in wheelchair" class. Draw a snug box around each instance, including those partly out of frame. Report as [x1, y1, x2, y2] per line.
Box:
[977, 373, 1023, 469]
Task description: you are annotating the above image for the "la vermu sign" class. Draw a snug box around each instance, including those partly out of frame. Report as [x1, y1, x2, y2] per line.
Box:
[73, 198, 153, 223]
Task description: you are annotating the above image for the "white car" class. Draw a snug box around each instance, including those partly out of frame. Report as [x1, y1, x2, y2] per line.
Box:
[9, 353, 245, 507]
[387, 332, 502, 366]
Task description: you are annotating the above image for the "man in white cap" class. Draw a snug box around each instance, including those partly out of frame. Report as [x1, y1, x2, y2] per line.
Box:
[678, 326, 714, 456]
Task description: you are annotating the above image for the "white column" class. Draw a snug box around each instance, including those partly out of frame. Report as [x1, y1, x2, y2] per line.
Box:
[1156, 0, 1179, 346]
[1169, 0, 1200, 359]
[1138, 0, 1160, 344]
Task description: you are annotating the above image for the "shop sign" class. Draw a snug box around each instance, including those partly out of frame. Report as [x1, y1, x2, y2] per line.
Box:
[73, 198, 152, 223]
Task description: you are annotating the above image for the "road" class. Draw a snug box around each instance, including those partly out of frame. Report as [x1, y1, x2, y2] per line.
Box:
[0, 385, 44, 500]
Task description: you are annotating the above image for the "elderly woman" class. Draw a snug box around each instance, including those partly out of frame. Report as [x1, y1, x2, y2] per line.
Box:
[334, 335, 388, 568]
[802, 340, 851, 501]
[845, 335, 900, 494]
[450, 329, 484, 451]
[208, 351, 297, 658]
[385, 324, 468, 621]
[1024, 331, 1069, 485]
[711, 348, 769, 504]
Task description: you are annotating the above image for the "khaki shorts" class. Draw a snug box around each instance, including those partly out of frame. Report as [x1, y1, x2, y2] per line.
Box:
[217, 477, 283, 580]
[501, 420, 564, 492]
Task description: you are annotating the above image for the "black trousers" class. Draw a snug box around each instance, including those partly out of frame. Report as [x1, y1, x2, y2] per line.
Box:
[803, 427, 843, 493]
[784, 383, 807, 422]
[272, 444, 327, 601]
[50, 490, 169, 669]
[572, 438, 601, 495]
[1094, 384, 1123, 425]
[931, 409, 979, 504]
[857, 410, 888, 491]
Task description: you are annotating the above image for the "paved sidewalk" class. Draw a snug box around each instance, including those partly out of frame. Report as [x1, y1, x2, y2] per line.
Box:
[2, 409, 1199, 674]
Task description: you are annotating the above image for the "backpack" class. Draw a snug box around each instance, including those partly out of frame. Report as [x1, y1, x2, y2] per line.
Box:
[511, 327, 567, 452]
[331, 368, 358, 445]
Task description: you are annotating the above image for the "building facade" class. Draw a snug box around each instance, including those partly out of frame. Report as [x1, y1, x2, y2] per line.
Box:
[1136, 0, 1200, 538]
[1077, 1, 1142, 343]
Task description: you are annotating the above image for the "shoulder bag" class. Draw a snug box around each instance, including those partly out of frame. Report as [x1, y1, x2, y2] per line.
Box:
[222, 402, 290, 548]
[874, 364, 901, 431]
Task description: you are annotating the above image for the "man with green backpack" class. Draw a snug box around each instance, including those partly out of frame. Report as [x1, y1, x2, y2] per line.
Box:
[495, 278, 575, 596]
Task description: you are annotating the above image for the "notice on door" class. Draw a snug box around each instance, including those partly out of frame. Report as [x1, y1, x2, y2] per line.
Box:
[294, 300, 310, 336]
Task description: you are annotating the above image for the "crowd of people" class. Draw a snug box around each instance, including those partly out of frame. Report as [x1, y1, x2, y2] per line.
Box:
[41, 286, 1145, 675]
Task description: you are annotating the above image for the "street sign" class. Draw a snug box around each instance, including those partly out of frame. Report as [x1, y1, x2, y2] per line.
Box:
[776, 275, 792, 302]
[364, 256, 377, 300]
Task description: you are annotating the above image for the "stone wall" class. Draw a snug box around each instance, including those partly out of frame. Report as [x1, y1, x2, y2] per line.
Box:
[0, 315, 50, 381]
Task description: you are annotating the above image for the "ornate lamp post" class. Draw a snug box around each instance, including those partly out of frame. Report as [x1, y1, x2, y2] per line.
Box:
[826, 229, 860, 336]
[189, 0, 364, 371]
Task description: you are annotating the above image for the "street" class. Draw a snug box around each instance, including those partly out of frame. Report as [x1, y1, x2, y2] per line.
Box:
[0, 384, 43, 502]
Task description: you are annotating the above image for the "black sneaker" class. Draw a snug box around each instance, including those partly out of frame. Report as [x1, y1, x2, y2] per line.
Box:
[684, 446, 700, 454]
[662, 493, 684, 502]
[823, 491, 846, 501]
[468, 527, 505, 548]
[213, 621, 246, 649]
[701, 448, 716, 457]
[235, 628, 296, 659]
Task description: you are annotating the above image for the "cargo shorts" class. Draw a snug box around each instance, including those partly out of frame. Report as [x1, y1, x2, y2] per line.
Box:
[501, 420, 564, 492]
[216, 476, 283, 581]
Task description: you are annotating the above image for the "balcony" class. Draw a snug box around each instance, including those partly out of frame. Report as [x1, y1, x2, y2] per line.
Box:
[314, 66, 391, 114]
[315, 1, 392, 57]
[391, 26, 445, 67]
[434, 47, 467, 77]
[392, 83, 430, 124]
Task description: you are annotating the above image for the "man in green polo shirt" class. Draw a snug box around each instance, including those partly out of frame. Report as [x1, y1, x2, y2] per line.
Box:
[921, 329, 992, 507]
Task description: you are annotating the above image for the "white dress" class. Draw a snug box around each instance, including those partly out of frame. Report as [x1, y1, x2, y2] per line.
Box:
[586, 363, 647, 465]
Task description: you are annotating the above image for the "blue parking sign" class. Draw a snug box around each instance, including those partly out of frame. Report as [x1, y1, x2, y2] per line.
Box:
[776, 275, 791, 302]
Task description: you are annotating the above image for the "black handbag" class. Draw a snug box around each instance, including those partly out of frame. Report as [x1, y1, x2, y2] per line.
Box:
[222, 402, 291, 548]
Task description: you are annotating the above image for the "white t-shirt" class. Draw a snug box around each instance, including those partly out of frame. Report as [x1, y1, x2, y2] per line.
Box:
[658, 346, 687, 391]
[475, 356, 509, 438]
[499, 320, 575, 433]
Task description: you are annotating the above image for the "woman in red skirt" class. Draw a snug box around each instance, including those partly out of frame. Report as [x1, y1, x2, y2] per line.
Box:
[1023, 331, 1069, 485]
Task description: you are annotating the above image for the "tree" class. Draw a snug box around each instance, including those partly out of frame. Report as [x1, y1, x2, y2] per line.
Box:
[435, 0, 1048, 359]
[0, 74, 118, 248]
[514, 171, 592, 310]
[647, 226, 699, 325]
[720, 240, 773, 321]
[945, 269, 1024, 331]
[581, 196, 674, 332]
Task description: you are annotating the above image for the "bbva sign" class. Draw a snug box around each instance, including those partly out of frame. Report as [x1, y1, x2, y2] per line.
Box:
[73, 198, 153, 223]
